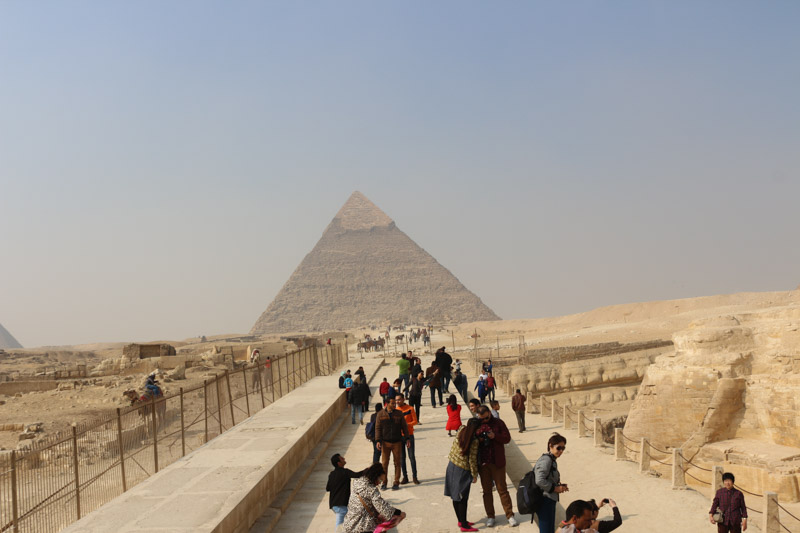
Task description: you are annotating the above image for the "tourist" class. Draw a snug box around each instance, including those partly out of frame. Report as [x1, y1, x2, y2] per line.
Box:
[349, 376, 369, 425]
[709, 472, 747, 533]
[395, 394, 420, 485]
[264, 356, 272, 390]
[249, 349, 262, 389]
[409, 355, 423, 382]
[355, 366, 366, 382]
[367, 403, 383, 464]
[486, 372, 496, 402]
[375, 397, 410, 490]
[386, 379, 401, 403]
[408, 371, 424, 423]
[455, 358, 462, 372]
[474, 376, 488, 405]
[379, 377, 390, 404]
[511, 389, 526, 432]
[490, 400, 501, 419]
[487, 360, 493, 374]
[341, 463, 406, 533]
[339, 371, 347, 389]
[475, 405, 518, 527]
[556, 500, 594, 533]
[326, 453, 359, 532]
[468, 398, 481, 418]
[534, 433, 569, 533]
[396, 353, 411, 393]
[344, 371, 353, 391]
[587, 498, 622, 533]
[434, 346, 453, 392]
[425, 362, 444, 407]
[446, 394, 462, 437]
[453, 369, 468, 402]
[445, 418, 481, 533]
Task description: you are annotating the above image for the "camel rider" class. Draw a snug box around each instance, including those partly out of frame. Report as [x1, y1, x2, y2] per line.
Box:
[144, 371, 162, 398]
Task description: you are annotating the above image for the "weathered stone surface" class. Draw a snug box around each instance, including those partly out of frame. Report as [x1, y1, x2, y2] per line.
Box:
[0, 323, 22, 349]
[250, 191, 499, 333]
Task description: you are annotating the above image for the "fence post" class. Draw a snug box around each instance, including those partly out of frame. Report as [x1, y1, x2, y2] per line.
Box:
[710, 465, 724, 492]
[578, 410, 586, 438]
[639, 437, 650, 473]
[151, 396, 159, 473]
[225, 370, 235, 426]
[763, 491, 779, 533]
[551, 399, 558, 422]
[203, 380, 209, 443]
[242, 367, 250, 417]
[215, 376, 224, 434]
[179, 387, 186, 457]
[116, 408, 127, 492]
[563, 407, 570, 430]
[614, 428, 625, 460]
[313, 345, 320, 376]
[72, 425, 81, 519]
[672, 448, 686, 489]
[10, 450, 18, 533]
[540, 396, 546, 417]
[257, 362, 266, 409]
[594, 417, 602, 447]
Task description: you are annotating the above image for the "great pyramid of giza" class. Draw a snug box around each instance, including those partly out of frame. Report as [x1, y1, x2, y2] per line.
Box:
[251, 191, 500, 334]
[0, 323, 22, 349]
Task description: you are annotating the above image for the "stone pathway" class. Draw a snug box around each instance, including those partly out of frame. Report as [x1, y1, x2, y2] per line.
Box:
[268, 355, 759, 532]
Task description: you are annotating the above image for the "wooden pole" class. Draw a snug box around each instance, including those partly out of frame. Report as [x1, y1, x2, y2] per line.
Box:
[203, 380, 209, 443]
[151, 396, 159, 473]
[179, 387, 186, 457]
[10, 450, 19, 533]
[215, 375, 224, 434]
[242, 367, 250, 417]
[72, 426, 81, 519]
[225, 370, 235, 426]
[451, 330, 456, 354]
[116, 408, 127, 492]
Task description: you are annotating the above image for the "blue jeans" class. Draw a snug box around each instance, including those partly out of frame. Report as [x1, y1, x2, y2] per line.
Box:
[400, 373, 410, 391]
[442, 374, 451, 391]
[488, 387, 495, 401]
[372, 440, 381, 464]
[536, 497, 557, 533]
[332, 505, 348, 529]
[351, 403, 362, 423]
[401, 435, 417, 478]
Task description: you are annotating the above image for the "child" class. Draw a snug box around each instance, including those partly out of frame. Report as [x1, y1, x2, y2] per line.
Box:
[490, 400, 500, 419]
[446, 394, 462, 436]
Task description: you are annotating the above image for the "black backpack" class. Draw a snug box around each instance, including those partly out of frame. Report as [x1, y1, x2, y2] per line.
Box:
[517, 454, 552, 519]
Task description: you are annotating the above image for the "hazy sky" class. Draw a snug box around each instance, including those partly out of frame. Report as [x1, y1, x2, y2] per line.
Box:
[2, 2, 799, 348]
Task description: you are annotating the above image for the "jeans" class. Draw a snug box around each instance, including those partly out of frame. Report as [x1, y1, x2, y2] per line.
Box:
[400, 373, 410, 392]
[332, 505, 348, 529]
[488, 387, 495, 402]
[372, 440, 381, 464]
[478, 463, 514, 519]
[409, 395, 422, 422]
[442, 373, 451, 392]
[430, 385, 443, 406]
[380, 441, 403, 486]
[350, 403, 362, 423]
[400, 435, 417, 479]
[536, 497, 557, 533]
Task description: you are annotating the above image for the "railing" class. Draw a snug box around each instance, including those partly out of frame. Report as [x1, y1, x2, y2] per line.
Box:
[0, 344, 346, 533]
[535, 395, 800, 533]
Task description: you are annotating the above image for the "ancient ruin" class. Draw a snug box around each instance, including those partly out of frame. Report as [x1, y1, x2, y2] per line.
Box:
[0, 323, 22, 350]
[250, 191, 500, 334]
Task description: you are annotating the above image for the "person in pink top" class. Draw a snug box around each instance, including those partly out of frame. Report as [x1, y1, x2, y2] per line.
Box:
[446, 394, 463, 437]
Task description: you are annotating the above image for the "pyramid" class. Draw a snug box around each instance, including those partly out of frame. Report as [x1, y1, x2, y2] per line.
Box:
[251, 191, 500, 334]
[0, 323, 22, 350]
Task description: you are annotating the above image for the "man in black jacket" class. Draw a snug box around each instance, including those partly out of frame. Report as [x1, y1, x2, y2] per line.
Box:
[326, 453, 359, 531]
[434, 346, 453, 392]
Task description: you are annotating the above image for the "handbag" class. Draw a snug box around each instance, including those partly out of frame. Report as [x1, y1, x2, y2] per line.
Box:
[357, 493, 384, 522]
[712, 508, 724, 524]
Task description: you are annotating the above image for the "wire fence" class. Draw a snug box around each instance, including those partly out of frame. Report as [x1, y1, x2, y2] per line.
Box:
[0, 344, 346, 533]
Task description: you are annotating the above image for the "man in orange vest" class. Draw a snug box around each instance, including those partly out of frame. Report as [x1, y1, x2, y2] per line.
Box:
[395, 394, 420, 485]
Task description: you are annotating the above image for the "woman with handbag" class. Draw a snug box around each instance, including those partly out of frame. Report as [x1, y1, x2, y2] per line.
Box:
[709, 472, 747, 532]
[444, 418, 480, 532]
[342, 463, 406, 533]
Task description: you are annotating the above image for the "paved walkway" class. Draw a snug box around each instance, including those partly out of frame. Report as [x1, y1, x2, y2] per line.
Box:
[270, 355, 732, 532]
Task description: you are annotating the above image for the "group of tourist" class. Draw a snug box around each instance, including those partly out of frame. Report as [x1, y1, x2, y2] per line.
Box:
[327, 351, 750, 533]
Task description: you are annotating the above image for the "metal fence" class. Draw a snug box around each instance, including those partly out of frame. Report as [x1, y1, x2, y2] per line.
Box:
[0, 344, 346, 533]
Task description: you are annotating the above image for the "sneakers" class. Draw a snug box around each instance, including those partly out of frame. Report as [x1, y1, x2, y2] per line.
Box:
[400, 477, 409, 485]
[486, 518, 496, 527]
[459, 524, 478, 532]
[508, 516, 519, 527]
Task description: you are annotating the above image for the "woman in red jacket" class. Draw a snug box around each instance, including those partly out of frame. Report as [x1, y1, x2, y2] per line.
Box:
[446, 394, 462, 436]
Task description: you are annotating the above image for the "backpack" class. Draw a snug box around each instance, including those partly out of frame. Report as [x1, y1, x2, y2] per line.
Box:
[365, 419, 376, 441]
[516, 454, 553, 519]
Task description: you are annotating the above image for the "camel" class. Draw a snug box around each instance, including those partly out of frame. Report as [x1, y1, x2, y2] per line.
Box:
[123, 388, 167, 429]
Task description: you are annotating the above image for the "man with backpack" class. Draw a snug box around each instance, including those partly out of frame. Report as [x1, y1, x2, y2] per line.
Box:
[365, 403, 383, 464]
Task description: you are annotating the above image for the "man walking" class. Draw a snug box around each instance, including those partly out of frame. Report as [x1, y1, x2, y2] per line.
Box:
[379, 377, 390, 404]
[434, 346, 453, 393]
[375, 397, 410, 490]
[511, 389, 526, 433]
[453, 369, 468, 402]
[425, 362, 443, 407]
[326, 453, 359, 532]
[396, 353, 411, 393]
[476, 405, 518, 527]
[395, 394, 420, 485]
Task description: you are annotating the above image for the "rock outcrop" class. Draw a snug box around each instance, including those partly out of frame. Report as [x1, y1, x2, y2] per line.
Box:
[0, 323, 22, 350]
[250, 191, 500, 334]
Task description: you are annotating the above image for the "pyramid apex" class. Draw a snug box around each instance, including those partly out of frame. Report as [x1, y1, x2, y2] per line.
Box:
[333, 191, 394, 231]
